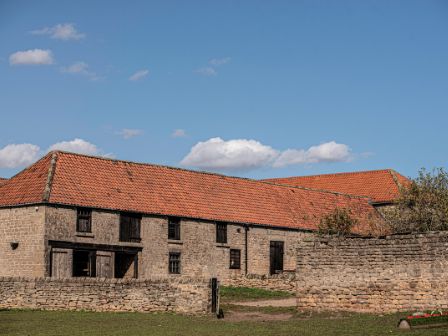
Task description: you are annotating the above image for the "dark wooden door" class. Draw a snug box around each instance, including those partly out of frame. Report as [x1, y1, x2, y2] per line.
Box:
[269, 241, 284, 275]
[51, 248, 72, 278]
[96, 251, 112, 278]
[211, 278, 218, 313]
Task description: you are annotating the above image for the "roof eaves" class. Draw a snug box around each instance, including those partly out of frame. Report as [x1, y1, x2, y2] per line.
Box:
[55, 150, 371, 200]
[42, 151, 58, 202]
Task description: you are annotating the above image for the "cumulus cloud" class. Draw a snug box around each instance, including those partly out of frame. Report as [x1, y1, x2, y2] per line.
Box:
[47, 138, 113, 157]
[193, 66, 217, 77]
[181, 138, 355, 172]
[28, 23, 85, 40]
[128, 70, 148, 81]
[209, 57, 231, 66]
[172, 129, 188, 138]
[0, 143, 41, 170]
[272, 142, 352, 168]
[114, 129, 144, 139]
[180, 137, 280, 172]
[60, 61, 101, 81]
[9, 49, 55, 66]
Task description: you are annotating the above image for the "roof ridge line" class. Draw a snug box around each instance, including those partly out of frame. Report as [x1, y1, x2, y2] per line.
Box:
[54, 150, 371, 200]
[262, 169, 393, 181]
[42, 151, 58, 202]
[389, 169, 402, 189]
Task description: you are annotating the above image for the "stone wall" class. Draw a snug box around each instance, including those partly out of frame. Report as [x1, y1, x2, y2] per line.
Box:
[0, 206, 46, 277]
[222, 274, 296, 293]
[296, 231, 448, 313]
[0, 276, 213, 315]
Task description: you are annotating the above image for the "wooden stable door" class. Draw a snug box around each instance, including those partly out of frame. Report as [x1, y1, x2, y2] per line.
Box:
[269, 241, 284, 275]
[96, 251, 113, 278]
[51, 248, 72, 278]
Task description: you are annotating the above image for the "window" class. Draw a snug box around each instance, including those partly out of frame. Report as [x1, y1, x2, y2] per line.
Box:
[119, 212, 142, 243]
[77, 208, 92, 232]
[168, 217, 180, 240]
[230, 249, 241, 269]
[216, 222, 227, 243]
[169, 253, 180, 274]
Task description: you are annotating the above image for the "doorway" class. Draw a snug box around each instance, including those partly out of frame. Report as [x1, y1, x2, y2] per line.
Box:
[269, 241, 284, 275]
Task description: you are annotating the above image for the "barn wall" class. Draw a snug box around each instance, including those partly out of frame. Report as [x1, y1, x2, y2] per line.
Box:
[0, 205, 46, 277]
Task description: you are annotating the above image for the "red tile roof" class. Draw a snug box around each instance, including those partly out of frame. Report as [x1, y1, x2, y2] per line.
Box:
[0, 178, 7, 184]
[262, 169, 409, 204]
[0, 151, 380, 231]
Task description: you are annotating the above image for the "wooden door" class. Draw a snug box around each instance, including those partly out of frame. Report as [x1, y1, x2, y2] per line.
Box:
[269, 241, 284, 275]
[96, 251, 113, 278]
[51, 248, 72, 278]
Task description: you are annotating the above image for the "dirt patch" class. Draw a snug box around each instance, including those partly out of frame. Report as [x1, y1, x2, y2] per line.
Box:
[214, 310, 293, 323]
[228, 297, 296, 307]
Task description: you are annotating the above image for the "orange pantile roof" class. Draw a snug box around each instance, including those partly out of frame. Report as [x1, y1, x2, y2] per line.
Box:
[262, 169, 409, 204]
[0, 178, 7, 184]
[0, 151, 380, 231]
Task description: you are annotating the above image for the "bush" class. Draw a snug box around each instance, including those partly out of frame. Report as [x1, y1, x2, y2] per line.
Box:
[317, 207, 360, 236]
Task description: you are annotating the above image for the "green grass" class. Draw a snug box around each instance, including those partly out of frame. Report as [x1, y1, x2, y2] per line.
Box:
[2, 308, 448, 335]
[220, 285, 294, 302]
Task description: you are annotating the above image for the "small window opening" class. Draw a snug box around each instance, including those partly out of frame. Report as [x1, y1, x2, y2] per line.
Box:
[230, 249, 241, 269]
[216, 222, 227, 243]
[73, 250, 95, 277]
[169, 253, 180, 274]
[119, 212, 142, 243]
[168, 217, 180, 240]
[77, 208, 92, 233]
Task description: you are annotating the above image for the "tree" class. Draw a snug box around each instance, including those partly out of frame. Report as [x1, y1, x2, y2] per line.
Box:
[317, 207, 360, 236]
[383, 168, 448, 232]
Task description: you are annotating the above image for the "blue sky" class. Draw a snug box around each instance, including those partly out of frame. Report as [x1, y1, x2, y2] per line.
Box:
[1, 0, 447, 180]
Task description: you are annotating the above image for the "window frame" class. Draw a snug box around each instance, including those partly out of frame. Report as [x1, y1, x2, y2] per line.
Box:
[76, 208, 92, 233]
[119, 212, 142, 243]
[216, 222, 227, 244]
[168, 217, 180, 240]
[168, 252, 181, 274]
[230, 249, 241, 269]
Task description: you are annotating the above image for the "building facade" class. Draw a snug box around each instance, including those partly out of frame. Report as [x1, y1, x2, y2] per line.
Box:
[0, 151, 379, 283]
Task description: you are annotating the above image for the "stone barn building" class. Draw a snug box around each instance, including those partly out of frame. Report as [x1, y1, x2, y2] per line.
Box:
[0, 151, 379, 283]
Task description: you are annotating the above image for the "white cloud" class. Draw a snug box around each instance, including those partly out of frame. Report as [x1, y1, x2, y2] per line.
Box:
[128, 70, 148, 81]
[29, 23, 85, 41]
[114, 129, 144, 139]
[172, 129, 188, 138]
[180, 137, 280, 172]
[193, 66, 217, 77]
[9, 49, 55, 66]
[60, 61, 101, 81]
[272, 142, 353, 168]
[209, 57, 231, 66]
[181, 139, 355, 172]
[47, 138, 112, 157]
[0, 143, 41, 170]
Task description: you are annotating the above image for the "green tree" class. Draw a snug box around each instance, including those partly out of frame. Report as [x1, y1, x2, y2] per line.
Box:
[384, 168, 448, 232]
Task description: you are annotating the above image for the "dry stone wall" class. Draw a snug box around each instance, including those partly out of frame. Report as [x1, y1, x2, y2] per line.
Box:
[0, 276, 213, 315]
[296, 231, 448, 313]
[223, 274, 296, 293]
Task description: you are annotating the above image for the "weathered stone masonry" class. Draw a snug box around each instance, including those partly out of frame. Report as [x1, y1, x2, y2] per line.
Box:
[296, 231, 448, 313]
[0, 276, 213, 315]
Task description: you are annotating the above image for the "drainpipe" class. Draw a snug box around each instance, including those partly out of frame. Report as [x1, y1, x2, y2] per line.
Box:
[245, 225, 249, 275]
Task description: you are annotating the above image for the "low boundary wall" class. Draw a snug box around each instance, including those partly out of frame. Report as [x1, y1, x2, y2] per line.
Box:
[296, 232, 448, 313]
[223, 274, 296, 293]
[0, 276, 213, 315]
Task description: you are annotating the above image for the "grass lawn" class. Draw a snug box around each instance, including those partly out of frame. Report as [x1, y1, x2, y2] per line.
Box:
[2, 287, 447, 335]
[2, 308, 448, 335]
